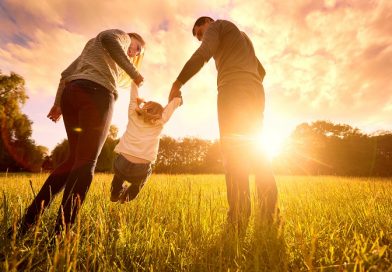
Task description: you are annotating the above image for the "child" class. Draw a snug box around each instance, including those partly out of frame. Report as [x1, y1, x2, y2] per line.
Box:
[110, 82, 182, 203]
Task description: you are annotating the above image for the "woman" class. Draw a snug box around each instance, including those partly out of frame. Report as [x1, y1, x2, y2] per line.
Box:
[15, 29, 146, 235]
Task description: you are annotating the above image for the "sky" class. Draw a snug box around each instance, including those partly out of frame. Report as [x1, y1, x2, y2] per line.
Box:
[0, 0, 391, 154]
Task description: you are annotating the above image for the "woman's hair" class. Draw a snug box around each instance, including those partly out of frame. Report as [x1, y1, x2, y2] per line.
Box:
[118, 32, 145, 88]
[128, 32, 145, 46]
[135, 101, 164, 124]
[128, 32, 145, 69]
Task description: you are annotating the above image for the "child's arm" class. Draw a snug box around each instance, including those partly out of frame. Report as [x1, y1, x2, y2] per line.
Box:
[160, 97, 182, 124]
[129, 82, 141, 110]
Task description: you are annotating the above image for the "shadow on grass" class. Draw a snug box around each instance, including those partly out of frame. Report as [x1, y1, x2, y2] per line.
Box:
[189, 215, 288, 271]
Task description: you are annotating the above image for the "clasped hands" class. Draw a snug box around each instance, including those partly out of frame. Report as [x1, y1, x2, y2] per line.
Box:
[168, 80, 183, 104]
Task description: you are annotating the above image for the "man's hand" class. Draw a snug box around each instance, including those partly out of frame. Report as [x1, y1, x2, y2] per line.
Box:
[47, 105, 62, 123]
[133, 74, 144, 87]
[169, 80, 183, 102]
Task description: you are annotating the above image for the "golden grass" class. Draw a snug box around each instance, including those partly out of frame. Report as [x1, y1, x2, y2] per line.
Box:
[1, 174, 391, 271]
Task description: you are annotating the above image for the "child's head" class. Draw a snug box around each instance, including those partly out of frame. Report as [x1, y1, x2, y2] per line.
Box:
[135, 101, 164, 124]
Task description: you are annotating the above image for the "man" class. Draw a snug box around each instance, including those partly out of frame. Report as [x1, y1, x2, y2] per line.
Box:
[169, 17, 278, 225]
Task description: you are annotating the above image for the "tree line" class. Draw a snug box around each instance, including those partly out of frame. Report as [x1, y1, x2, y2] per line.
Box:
[46, 134, 224, 174]
[0, 72, 48, 172]
[274, 121, 392, 176]
[1, 71, 392, 176]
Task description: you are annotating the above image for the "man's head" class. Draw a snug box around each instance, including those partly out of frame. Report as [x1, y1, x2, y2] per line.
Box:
[192, 16, 214, 41]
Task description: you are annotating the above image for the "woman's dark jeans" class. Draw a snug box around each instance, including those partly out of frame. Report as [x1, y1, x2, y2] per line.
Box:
[20, 79, 114, 234]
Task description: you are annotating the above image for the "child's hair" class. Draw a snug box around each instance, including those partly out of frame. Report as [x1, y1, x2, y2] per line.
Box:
[135, 101, 164, 124]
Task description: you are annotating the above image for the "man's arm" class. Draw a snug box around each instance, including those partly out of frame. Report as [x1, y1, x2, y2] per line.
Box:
[169, 80, 183, 102]
[169, 23, 219, 101]
[257, 58, 266, 81]
[241, 31, 266, 82]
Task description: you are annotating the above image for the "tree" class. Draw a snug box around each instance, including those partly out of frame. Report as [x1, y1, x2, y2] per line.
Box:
[154, 136, 223, 174]
[96, 125, 119, 171]
[372, 132, 392, 176]
[155, 136, 182, 173]
[0, 71, 46, 171]
[51, 139, 69, 168]
[203, 140, 224, 173]
[276, 121, 376, 176]
[51, 125, 119, 172]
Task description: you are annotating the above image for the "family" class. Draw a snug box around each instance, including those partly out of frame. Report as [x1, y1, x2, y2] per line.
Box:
[11, 16, 278, 237]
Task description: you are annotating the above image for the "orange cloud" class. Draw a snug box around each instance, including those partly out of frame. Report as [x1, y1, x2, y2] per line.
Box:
[0, 0, 391, 150]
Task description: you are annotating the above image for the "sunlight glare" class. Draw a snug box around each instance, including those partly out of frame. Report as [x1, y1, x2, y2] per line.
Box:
[258, 131, 285, 160]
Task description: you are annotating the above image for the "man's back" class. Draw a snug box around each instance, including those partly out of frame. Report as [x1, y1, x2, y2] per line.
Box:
[201, 20, 264, 89]
[175, 19, 265, 94]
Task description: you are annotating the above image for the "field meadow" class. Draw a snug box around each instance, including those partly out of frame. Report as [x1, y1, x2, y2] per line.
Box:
[0, 173, 391, 271]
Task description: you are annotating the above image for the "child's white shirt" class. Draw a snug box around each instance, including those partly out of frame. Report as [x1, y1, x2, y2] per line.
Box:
[114, 83, 182, 162]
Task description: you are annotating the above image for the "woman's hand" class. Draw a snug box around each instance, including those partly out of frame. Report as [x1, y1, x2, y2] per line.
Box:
[47, 105, 62, 123]
[133, 74, 144, 87]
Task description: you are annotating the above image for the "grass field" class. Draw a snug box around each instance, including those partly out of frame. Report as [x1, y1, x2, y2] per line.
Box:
[0, 173, 391, 271]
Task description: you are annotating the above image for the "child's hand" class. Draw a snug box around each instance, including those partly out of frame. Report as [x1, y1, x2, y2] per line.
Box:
[169, 80, 182, 102]
[143, 101, 155, 111]
[136, 97, 145, 105]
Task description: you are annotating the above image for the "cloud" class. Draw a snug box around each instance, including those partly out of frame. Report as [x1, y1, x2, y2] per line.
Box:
[0, 27, 87, 97]
[227, 0, 392, 126]
[0, 0, 391, 150]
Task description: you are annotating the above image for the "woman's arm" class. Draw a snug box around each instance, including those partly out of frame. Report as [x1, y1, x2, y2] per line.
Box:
[99, 30, 141, 80]
[53, 55, 81, 106]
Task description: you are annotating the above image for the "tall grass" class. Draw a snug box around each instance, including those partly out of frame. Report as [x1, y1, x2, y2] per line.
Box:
[0, 174, 391, 271]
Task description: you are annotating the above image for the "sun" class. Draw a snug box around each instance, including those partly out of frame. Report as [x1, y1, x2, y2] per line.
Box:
[257, 131, 285, 160]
